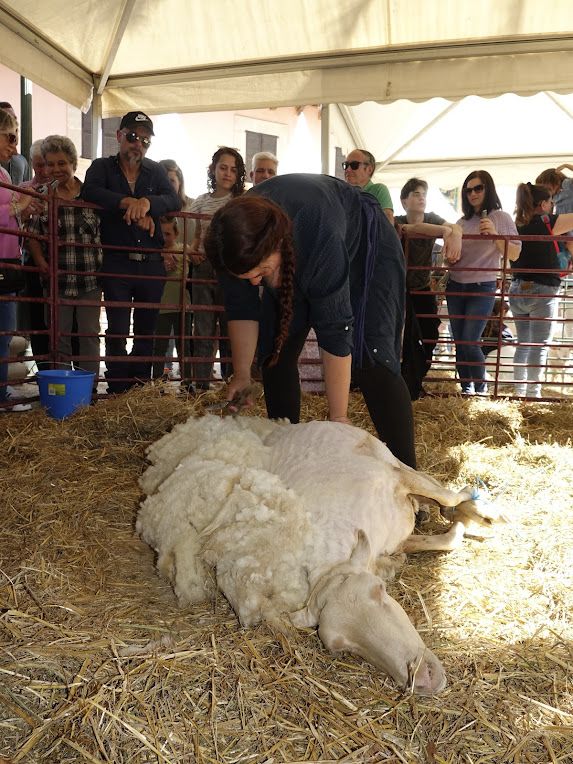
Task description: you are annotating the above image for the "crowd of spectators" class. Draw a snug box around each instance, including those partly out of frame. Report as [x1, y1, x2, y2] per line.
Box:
[1, 102, 571, 417]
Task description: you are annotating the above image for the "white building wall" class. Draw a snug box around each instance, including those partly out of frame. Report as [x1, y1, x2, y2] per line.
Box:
[1, 63, 83, 167]
[3, 61, 325, 189]
[147, 106, 322, 198]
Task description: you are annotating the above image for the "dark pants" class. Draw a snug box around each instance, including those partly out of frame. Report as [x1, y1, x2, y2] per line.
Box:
[101, 256, 165, 393]
[262, 328, 416, 469]
[152, 311, 193, 382]
[192, 261, 231, 386]
[22, 269, 49, 360]
[410, 288, 440, 369]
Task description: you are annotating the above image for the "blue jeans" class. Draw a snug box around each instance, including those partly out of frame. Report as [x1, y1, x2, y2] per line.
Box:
[509, 279, 559, 397]
[0, 297, 16, 403]
[446, 280, 497, 393]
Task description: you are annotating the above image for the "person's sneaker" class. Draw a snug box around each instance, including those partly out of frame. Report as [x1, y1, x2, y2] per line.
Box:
[0, 399, 32, 413]
[11, 402, 32, 412]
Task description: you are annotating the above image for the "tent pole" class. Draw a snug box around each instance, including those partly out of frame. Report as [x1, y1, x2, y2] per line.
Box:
[20, 76, 32, 169]
[336, 104, 365, 149]
[321, 103, 331, 175]
[97, 0, 137, 95]
[546, 92, 573, 121]
[378, 102, 458, 169]
[90, 93, 103, 159]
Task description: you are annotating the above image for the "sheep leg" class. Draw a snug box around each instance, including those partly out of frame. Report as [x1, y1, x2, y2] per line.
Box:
[396, 468, 503, 528]
[395, 466, 473, 509]
[402, 521, 466, 553]
[373, 552, 406, 581]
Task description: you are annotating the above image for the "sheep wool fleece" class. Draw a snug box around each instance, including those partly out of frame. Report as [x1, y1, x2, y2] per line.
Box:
[137, 414, 415, 627]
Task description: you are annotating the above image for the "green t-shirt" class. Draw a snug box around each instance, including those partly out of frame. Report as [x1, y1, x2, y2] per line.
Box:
[363, 180, 393, 211]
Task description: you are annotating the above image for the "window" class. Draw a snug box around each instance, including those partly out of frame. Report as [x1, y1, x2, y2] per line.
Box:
[245, 130, 278, 175]
[81, 107, 121, 159]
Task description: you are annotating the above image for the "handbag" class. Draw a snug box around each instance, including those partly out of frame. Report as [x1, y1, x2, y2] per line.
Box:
[0, 258, 26, 295]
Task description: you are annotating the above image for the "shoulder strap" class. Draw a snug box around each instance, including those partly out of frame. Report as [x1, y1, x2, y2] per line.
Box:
[541, 214, 560, 253]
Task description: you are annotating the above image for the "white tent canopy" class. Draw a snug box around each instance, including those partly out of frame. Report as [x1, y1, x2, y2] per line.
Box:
[1, 0, 572, 116]
[358, 91, 573, 190]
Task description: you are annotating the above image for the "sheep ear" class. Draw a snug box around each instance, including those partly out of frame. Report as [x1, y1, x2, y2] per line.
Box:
[289, 606, 318, 628]
[349, 529, 371, 568]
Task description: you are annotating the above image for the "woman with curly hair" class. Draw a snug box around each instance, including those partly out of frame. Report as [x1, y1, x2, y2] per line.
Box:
[204, 174, 444, 468]
[189, 147, 245, 389]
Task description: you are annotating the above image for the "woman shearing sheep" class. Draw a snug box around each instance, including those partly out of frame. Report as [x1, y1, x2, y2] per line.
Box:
[205, 174, 460, 468]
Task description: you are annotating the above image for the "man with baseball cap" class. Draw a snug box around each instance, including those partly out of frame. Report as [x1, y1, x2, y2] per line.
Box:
[83, 110, 181, 394]
[119, 111, 155, 135]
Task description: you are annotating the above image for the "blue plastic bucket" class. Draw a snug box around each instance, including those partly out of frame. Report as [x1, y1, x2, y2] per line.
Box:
[37, 369, 95, 420]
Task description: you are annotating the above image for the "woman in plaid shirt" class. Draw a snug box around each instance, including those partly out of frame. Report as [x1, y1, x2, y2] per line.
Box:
[28, 135, 102, 381]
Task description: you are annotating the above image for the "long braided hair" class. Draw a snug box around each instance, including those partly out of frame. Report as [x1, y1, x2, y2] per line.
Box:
[204, 195, 295, 365]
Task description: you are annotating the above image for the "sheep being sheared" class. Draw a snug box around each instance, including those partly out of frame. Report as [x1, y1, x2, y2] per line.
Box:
[137, 415, 503, 695]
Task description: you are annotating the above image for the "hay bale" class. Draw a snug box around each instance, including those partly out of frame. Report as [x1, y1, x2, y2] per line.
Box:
[1, 386, 572, 762]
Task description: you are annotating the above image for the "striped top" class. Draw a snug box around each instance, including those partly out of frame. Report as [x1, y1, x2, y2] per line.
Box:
[189, 192, 232, 252]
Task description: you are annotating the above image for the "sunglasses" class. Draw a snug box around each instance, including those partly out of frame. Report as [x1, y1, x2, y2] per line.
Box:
[1, 132, 18, 145]
[342, 160, 368, 171]
[122, 131, 151, 148]
[465, 183, 485, 195]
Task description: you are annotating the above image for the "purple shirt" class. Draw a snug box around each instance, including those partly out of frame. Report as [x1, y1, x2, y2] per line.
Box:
[449, 210, 520, 283]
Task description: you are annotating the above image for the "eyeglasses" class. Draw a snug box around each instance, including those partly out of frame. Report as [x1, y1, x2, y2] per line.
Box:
[342, 160, 369, 171]
[0, 132, 18, 145]
[122, 131, 151, 148]
[465, 183, 485, 195]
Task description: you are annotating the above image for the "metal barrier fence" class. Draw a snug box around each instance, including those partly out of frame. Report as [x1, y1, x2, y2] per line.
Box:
[1, 180, 572, 408]
[403, 230, 573, 400]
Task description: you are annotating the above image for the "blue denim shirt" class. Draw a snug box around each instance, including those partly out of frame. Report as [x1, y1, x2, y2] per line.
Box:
[82, 155, 181, 254]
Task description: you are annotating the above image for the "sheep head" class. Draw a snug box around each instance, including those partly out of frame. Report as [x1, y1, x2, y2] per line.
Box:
[290, 530, 446, 695]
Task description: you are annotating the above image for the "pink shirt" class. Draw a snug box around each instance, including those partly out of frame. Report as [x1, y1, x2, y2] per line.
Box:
[449, 209, 521, 283]
[0, 167, 21, 261]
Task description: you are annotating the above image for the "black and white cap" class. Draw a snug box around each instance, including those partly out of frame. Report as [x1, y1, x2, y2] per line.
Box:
[119, 111, 155, 135]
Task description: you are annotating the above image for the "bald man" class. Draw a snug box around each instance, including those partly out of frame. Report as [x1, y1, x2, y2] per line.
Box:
[343, 148, 393, 224]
